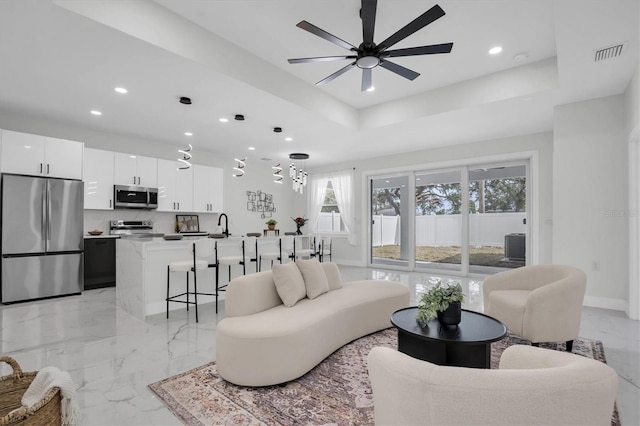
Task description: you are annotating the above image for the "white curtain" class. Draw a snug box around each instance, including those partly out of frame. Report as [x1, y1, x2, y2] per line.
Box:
[331, 169, 356, 245]
[308, 175, 329, 234]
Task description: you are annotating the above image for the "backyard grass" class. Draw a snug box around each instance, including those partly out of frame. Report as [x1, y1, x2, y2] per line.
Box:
[372, 245, 524, 268]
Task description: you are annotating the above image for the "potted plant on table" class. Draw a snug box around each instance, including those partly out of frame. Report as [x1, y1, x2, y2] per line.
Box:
[416, 281, 464, 327]
[265, 219, 277, 230]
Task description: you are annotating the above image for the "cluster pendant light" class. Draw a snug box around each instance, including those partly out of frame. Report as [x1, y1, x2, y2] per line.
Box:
[289, 153, 309, 194]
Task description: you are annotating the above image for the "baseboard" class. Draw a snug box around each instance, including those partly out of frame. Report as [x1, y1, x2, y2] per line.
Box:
[583, 295, 627, 312]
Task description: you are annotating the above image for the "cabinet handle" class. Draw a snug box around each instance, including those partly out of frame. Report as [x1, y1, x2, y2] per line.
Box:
[133, 176, 136, 184]
[173, 202, 176, 210]
[137, 177, 141, 185]
[177, 202, 180, 210]
[46, 164, 50, 175]
[109, 200, 112, 208]
[39, 163, 43, 173]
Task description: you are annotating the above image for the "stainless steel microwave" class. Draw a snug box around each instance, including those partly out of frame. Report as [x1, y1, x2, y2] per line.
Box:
[114, 185, 158, 209]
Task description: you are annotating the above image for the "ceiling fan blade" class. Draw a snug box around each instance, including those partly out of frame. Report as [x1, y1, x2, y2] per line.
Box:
[377, 4, 446, 52]
[296, 20, 356, 51]
[288, 55, 356, 64]
[385, 42, 453, 58]
[316, 61, 357, 86]
[379, 59, 420, 81]
[361, 68, 373, 92]
[361, 0, 377, 47]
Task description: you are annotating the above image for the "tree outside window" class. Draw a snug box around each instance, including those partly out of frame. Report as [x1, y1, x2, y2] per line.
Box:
[318, 181, 343, 232]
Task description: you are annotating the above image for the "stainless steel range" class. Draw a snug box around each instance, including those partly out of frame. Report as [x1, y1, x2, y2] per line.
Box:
[109, 220, 164, 238]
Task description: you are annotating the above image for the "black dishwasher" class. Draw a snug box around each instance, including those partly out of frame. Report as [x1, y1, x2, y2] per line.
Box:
[84, 238, 116, 289]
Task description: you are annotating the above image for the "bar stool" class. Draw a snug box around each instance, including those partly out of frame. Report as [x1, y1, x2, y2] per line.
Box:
[166, 239, 216, 323]
[257, 237, 282, 271]
[293, 235, 316, 261]
[214, 239, 246, 313]
[317, 237, 332, 262]
[244, 234, 260, 273]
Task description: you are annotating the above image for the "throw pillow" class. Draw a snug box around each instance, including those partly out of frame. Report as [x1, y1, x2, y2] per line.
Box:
[296, 259, 330, 299]
[320, 262, 343, 290]
[272, 262, 307, 307]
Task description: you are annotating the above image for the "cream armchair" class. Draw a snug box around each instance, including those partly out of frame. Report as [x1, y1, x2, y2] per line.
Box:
[368, 345, 618, 426]
[482, 264, 586, 352]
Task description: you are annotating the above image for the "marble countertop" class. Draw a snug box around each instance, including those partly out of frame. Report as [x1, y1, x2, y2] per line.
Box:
[84, 234, 121, 239]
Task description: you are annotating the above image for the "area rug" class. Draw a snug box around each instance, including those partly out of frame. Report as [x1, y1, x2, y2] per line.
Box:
[148, 329, 619, 426]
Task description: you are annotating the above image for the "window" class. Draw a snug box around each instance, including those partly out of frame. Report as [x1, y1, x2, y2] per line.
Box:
[318, 181, 343, 232]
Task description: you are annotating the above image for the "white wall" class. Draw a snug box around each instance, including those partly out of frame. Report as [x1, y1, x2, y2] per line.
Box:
[553, 95, 628, 311]
[311, 132, 553, 268]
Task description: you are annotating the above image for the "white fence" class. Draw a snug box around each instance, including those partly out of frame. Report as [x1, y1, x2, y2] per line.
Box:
[372, 212, 526, 247]
[317, 212, 341, 232]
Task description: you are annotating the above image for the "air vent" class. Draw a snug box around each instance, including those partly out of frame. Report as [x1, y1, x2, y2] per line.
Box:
[594, 43, 624, 62]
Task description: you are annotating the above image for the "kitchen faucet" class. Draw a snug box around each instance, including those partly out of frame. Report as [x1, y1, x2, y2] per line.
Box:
[218, 213, 229, 237]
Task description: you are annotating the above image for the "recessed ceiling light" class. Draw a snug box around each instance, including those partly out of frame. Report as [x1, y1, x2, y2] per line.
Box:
[248, 147, 256, 151]
[489, 46, 503, 55]
[219, 118, 228, 123]
[285, 137, 293, 142]
[129, 155, 136, 159]
[114, 87, 128, 94]
[366, 86, 375, 92]
[184, 132, 193, 136]
[90, 110, 102, 116]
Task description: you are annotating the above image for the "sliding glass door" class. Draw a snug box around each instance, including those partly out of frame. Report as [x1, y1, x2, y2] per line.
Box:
[369, 160, 529, 275]
[468, 165, 527, 274]
[371, 175, 409, 268]
[414, 170, 463, 273]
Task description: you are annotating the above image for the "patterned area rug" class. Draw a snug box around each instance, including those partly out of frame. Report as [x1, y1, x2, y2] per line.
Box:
[148, 329, 619, 426]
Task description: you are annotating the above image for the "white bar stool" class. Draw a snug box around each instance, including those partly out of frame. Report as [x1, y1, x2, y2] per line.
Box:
[214, 239, 246, 313]
[257, 237, 282, 271]
[166, 239, 216, 323]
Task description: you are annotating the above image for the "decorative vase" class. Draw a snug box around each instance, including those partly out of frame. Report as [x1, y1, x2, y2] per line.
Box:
[268, 224, 275, 230]
[437, 301, 462, 326]
[296, 225, 302, 235]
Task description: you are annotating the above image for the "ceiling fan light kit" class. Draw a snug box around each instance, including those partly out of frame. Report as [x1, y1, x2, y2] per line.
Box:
[288, 1, 454, 91]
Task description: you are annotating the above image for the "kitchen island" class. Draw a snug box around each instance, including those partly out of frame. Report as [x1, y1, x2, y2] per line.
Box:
[116, 236, 219, 320]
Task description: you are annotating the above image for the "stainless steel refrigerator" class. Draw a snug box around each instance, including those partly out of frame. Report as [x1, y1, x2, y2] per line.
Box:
[1, 174, 84, 303]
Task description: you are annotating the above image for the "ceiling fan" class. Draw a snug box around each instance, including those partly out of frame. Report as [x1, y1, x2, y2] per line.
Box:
[288, 1, 454, 91]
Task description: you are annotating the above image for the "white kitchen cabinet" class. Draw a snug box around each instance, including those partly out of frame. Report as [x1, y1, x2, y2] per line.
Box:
[193, 165, 224, 213]
[157, 159, 193, 212]
[114, 152, 157, 187]
[0, 129, 83, 180]
[83, 148, 114, 210]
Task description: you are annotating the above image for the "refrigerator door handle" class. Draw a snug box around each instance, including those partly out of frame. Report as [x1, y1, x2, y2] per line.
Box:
[41, 189, 47, 241]
[46, 186, 52, 241]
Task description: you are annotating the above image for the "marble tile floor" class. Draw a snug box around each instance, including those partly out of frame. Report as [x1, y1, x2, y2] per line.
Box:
[0, 265, 638, 425]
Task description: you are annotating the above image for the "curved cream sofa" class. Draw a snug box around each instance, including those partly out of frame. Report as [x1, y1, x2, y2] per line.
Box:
[216, 262, 410, 386]
[368, 345, 618, 425]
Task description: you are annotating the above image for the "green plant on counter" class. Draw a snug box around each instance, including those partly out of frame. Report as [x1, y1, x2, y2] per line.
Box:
[265, 219, 277, 226]
[416, 281, 464, 325]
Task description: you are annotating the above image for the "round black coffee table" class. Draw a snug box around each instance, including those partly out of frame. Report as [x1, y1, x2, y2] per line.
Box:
[390, 307, 507, 368]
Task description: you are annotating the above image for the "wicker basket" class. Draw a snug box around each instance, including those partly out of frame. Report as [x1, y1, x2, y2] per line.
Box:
[0, 357, 61, 426]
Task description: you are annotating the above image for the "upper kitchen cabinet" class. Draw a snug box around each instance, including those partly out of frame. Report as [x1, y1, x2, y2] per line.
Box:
[157, 159, 193, 212]
[193, 165, 223, 213]
[0, 129, 83, 180]
[83, 148, 114, 210]
[114, 152, 157, 187]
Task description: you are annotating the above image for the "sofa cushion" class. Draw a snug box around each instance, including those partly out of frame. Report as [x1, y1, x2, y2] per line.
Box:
[296, 259, 329, 299]
[320, 262, 343, 290]
[272, 261, 307, 307]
